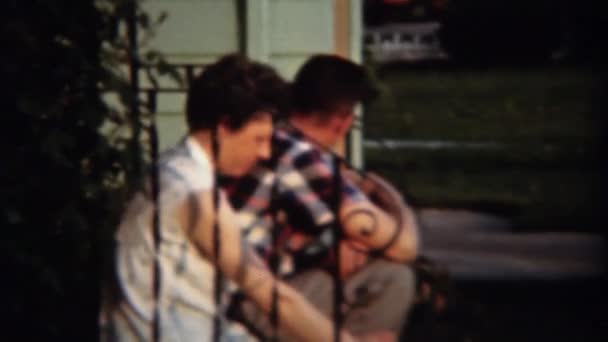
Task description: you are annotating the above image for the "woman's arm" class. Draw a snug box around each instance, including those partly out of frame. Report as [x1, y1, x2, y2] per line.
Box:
[339, 172, 420, 263]
[181, 190, 355, 342]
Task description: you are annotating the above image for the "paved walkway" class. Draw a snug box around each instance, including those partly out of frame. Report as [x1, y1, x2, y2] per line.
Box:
[416, 209, 606, 280]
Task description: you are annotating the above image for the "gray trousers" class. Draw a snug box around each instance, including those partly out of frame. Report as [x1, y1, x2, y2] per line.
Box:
[235, 259, 416, 340]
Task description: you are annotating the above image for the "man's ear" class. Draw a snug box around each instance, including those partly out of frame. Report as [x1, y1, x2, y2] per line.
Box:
[336, 114, 354, 136]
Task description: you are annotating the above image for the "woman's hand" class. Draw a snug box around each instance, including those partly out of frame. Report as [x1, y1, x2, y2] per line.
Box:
[339, 240, 369, 279]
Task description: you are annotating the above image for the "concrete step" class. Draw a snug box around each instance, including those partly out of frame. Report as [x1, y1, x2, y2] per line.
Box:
[415, 208, 606, 280]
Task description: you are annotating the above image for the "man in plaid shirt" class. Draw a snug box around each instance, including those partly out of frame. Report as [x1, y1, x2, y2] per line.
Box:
[222, 55, 420, 341]
[221, 125, 369, 273]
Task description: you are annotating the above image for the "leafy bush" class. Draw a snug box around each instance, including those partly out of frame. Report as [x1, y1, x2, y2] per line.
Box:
[1, 0, 178, 338]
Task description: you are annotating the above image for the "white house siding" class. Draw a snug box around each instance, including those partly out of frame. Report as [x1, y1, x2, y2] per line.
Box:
[138, 0, 361, 151]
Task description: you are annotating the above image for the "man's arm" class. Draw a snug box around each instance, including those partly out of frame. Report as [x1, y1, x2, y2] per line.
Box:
[180, 190, 355, 342]
[282, 146, 418, 264]
[339, 172, 419, 263]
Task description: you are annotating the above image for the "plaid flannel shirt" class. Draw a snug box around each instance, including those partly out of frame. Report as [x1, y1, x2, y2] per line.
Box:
[219, 125, 365, 274]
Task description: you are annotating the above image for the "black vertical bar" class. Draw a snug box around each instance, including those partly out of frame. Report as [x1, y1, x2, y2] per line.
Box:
[147, 89, 157, 114]
[211, 127, 223, 342]
[149, 113, 161, 342]
[345, 130, 352, 164]
[269, 181, 281, 341]
[185, 65, 194, 88]
[331, 156, 343, 342]
[127, 3, 160, 342]
[126, 0, 142, 180]
[236, 0, 247, 54]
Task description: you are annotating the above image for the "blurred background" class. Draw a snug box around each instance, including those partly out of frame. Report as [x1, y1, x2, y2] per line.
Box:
[362, 0, 606, 233]
[359, 2, 607, 341]
[2, 0, 605, 340]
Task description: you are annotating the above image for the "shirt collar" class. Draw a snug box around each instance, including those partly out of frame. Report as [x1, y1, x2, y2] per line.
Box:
[185, 135, 212, 171]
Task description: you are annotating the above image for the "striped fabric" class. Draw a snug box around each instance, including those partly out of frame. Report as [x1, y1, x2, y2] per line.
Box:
[220, 125, 365, 274]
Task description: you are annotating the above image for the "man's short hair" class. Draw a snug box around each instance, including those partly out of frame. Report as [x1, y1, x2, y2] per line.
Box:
[186, 54, 288, 132]
[291, 54, 378, 115]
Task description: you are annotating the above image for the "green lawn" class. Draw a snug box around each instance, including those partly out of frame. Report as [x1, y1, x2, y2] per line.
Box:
[362, 65, 604, 232]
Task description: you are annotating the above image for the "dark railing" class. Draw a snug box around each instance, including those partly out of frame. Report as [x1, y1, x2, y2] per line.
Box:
[139, 63, 207, 114]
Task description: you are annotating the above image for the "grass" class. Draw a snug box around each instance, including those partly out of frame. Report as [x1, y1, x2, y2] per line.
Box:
[362, 64, 606, 232]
